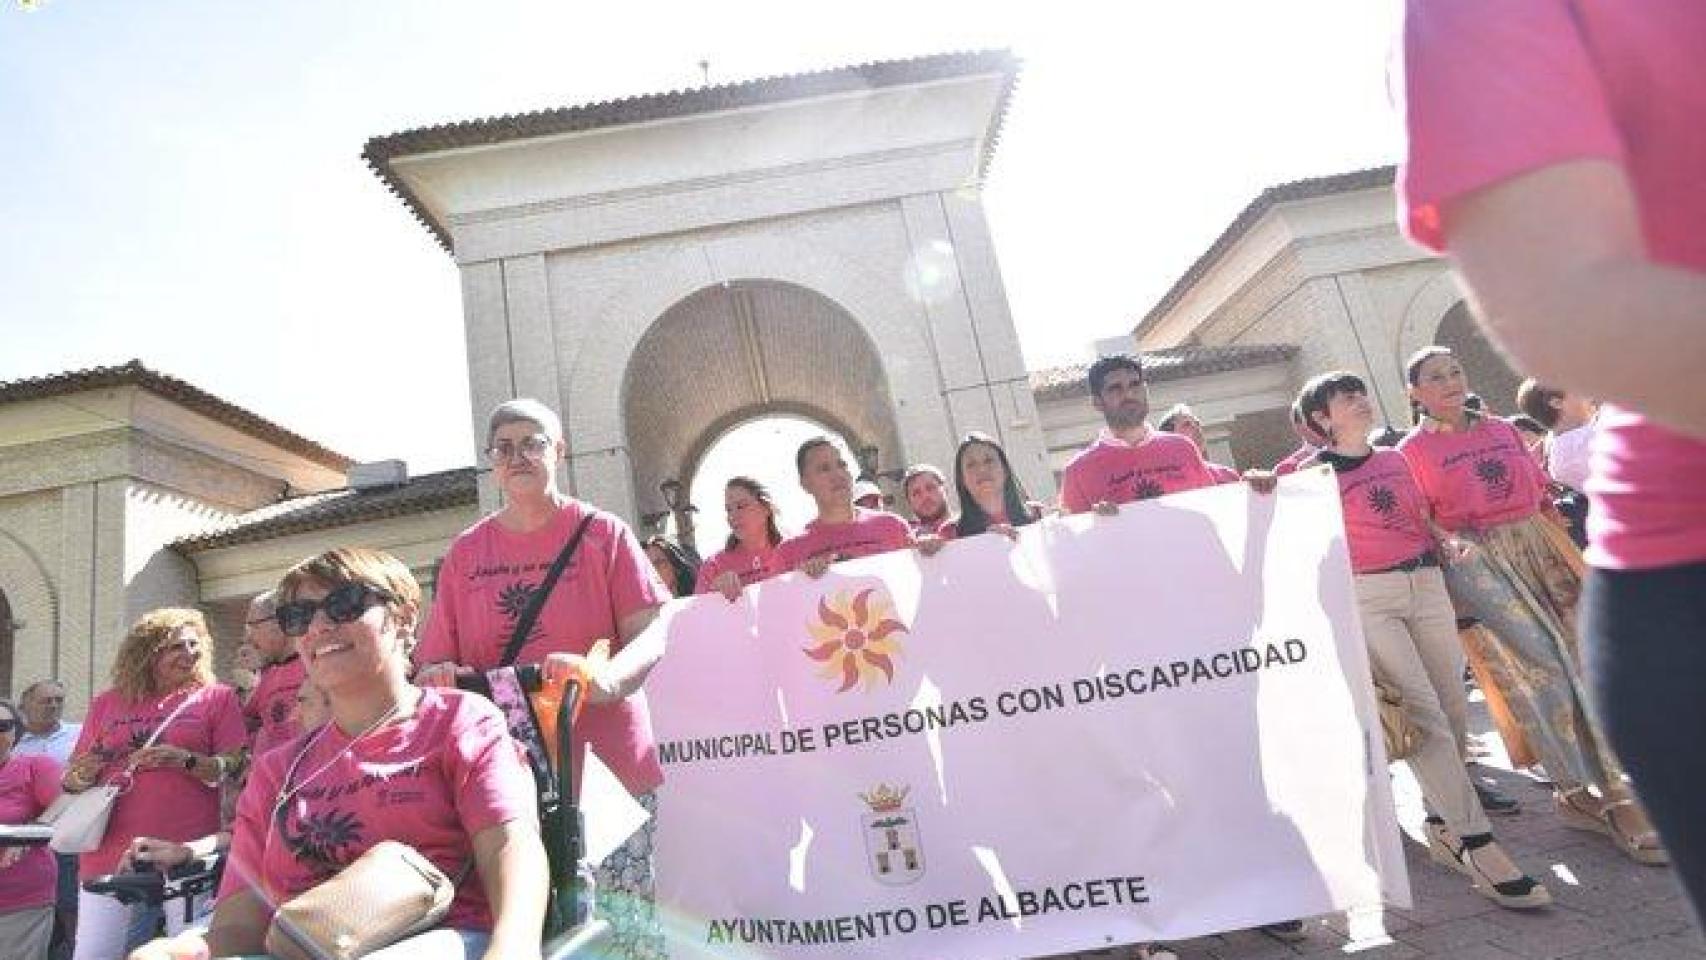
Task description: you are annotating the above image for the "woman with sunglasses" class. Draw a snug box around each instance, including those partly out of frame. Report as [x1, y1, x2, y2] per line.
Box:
[415, 399, 669, 960]
[131, 548, 546, 960]
[1398, 347, 1665, 866]
[697, 476, 784, 600]
[939, 433, 1042, 540]
[0, 698, 61, 959]
[60, 609, 246, 959]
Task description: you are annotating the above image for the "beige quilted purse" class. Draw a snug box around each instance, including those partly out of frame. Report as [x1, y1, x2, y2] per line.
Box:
[263, 840, 456, 960]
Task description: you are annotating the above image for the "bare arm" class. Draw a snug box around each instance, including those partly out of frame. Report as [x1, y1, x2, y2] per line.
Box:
[544, 604, 664, 703]
[199, 887, 271, 957]
[473, 819, 549, 960]
[1443, 159, 1706, 438]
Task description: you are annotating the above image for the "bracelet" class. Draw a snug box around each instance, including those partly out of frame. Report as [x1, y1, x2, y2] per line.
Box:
[213, 755, 228, 783]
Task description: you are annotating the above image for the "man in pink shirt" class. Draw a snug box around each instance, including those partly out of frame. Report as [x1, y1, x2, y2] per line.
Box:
[1157, 404, 1242, 484]
[1059, 355, 1221, 515]
[902, 464, 952, 535]
[776, 438, 914, 576]
[1401, 0, 1706, 923]
[240, 590, 308, 757]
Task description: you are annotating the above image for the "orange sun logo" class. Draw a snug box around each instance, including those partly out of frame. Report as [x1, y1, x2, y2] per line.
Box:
[803, 588, 908, 693]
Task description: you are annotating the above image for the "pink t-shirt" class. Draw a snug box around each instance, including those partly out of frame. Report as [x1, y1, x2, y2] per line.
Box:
[0, 754, 62, 911]
[1397, 416, 1548, 535]
[244, 655, 307, 758]
[1206, 462, 1241, 485]
[1400, 0, 1706, 570]
[1273, 445, 1316, 477]
[418, 500, 669, 796]
[1059, 430, 1216, 514]
[773, 509, 914, 571]
[1317, 450, 1436, 575]
[72, 684, 248, 879]
[694, 542, 779, 595]
[911, 516, 950, 537]
[217, 688, 534, 933]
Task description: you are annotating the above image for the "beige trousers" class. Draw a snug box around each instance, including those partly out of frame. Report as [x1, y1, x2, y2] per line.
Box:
[1355, 565, 1489, 837]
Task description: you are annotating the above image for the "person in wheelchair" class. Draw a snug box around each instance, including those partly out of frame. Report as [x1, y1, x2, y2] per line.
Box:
[130, 547, 548, 960]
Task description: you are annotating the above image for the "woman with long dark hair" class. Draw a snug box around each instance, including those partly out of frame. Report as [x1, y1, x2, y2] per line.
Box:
[1398, 347, 1663, 866]
[941, 433, 1041, 539]
[642, 536, 698, 598]
[696, 477, 783, 600]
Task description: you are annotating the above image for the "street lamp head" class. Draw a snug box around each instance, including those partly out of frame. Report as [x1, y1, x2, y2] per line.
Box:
[856, 444, 880, 480]
[659, 478, 684, 510]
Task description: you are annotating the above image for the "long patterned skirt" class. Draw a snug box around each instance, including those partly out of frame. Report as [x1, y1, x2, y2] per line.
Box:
[1443, 513, 1623, 793]
[595, 790, 665, 960]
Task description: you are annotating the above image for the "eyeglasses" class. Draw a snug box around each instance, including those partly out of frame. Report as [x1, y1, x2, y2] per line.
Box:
[0, 720, 15, 734]
[275, 582, 395, 638]
[154, 637, 203, 658]
[483, 434, 552, 464]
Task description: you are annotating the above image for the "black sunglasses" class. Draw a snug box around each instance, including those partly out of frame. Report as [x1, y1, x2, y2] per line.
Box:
[0, 719, 16, 735]
[275, 582, 395, 638]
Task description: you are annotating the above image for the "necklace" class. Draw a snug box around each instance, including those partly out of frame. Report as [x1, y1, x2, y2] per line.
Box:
[270, 698, 406, 826]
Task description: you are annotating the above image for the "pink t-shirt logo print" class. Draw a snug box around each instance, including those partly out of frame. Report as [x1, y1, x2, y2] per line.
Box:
[1134, 477, 1166, 501]
[1367, 485, 1401, 530]
[282, 808, 365, 875]
[802, 586, 909, 694]
[495, 581, 546, 645]
[1473, 458, 1514, 503]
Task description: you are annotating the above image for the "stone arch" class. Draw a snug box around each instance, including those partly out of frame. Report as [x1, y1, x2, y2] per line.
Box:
[680, 401, 868, 499]
[562, 224, 955, 519]
[619, 279, 905, 521]
[0, 528, 60, 698]
[1435, 301, 1524, 415]
[1393, 268, 1468, 372]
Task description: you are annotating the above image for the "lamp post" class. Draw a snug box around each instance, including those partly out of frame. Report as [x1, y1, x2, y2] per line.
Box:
[855, 444, 880, 481]
[659, 478, 700, 560]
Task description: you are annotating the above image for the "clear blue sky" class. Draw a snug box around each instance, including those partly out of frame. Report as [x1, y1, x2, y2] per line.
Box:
[0, 0, 1401, 475]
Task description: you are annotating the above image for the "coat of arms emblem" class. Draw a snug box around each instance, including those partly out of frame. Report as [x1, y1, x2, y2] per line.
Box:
[860, 784, 925, 885]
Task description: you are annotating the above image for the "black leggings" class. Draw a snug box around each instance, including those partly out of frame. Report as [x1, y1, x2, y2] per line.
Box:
[1584, 560, 1706, 931]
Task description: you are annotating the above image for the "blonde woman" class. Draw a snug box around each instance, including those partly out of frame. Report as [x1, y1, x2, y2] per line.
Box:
[61, 610, 246, 959]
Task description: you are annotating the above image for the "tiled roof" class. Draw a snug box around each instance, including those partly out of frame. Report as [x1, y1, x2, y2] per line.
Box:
[1133, 165, 1398, 340]
[172, 467, 477, 553]
[0, 360, 351, 471]
[363, 49, 1022, 253]
[1028, 344, 1299, 402]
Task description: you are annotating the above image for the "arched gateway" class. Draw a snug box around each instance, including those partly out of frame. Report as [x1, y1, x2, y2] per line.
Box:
[365, 51, 1049, 524]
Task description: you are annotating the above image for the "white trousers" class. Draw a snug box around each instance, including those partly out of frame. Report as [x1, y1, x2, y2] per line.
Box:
[71, 887, 205, 960]
[1354, 565, 1490, 837]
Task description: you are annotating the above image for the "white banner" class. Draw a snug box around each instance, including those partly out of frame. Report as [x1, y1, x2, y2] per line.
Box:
[642, 470, 1409, 959]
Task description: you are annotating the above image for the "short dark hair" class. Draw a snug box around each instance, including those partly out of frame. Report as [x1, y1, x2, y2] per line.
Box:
[1295, 371, 1368, 441]
[1507, 414, 1547, 438]
[1086, 354, 1144, 397]
[1515, 378, 1564, 429]
[794, 436, 838, 476]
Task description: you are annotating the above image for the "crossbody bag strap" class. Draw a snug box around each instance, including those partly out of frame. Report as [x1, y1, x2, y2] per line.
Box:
[128, 689, 203, 768]
[498, 510, 598, 668]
